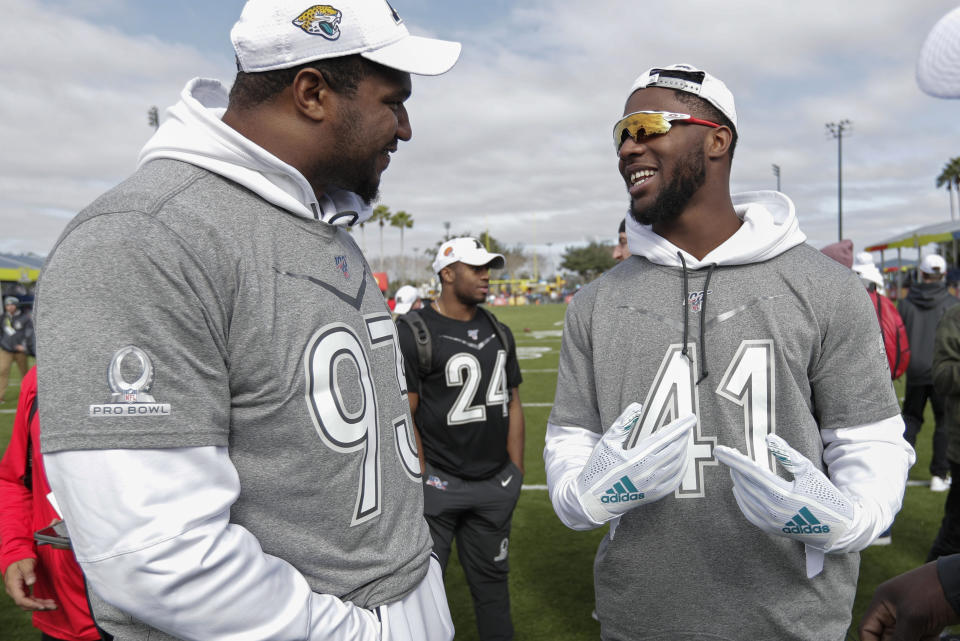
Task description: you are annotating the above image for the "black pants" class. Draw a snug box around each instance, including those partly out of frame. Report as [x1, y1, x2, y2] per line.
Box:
[929, 460, 960, 561]
[423, 461, 522, 641]
[902, 383, 951, 478]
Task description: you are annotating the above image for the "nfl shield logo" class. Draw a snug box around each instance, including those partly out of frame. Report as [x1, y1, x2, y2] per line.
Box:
[468, 329, 479, 340]
[688, 290, 711, 313]
[335, 255, 349, 279]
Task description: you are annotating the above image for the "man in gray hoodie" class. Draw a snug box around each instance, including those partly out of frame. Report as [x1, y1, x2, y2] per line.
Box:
[35, 1, 461, 640]
[899, 253, 958, 491]
[544, 63, 914, 641]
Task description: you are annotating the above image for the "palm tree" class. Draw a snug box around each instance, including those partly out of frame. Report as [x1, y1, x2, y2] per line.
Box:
[357, 219, 368, 254]
[936, 157, 960, 221]
[370, 205, 392, 272]
[390, 210, 414, 278]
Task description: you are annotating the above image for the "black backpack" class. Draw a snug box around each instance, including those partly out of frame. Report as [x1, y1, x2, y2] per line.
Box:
[396, 306, 513, 378]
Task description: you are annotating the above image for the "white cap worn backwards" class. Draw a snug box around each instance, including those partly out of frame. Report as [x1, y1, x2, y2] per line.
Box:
[630, 63, 737, 130]
[919, 253, 947, 275]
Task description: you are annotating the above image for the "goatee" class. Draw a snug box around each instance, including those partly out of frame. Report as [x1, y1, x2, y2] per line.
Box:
[630, 147, 706, 226]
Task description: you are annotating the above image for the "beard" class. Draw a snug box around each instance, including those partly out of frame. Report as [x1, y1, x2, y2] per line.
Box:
[310, 106, 384, 205]
[629, 146, 706, 226]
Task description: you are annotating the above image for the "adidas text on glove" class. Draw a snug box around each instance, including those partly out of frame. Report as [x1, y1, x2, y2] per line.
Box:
[714, 434, 855, 553]
[575, 403, 696, 524]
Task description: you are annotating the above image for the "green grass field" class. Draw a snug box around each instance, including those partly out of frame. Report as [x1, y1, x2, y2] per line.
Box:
[0, 303, 955, 640]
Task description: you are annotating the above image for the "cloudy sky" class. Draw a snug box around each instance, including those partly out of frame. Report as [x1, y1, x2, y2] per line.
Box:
[4, 0, 960, 270]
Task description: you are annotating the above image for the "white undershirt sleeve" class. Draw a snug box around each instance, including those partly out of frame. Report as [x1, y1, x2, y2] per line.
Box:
[822, 414, 916, 552]
[43, 446, 380, 641]
[543, 422, 604, 531]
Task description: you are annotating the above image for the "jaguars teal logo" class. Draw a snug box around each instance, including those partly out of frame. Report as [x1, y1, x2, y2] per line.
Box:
[293, 5, 342, 40]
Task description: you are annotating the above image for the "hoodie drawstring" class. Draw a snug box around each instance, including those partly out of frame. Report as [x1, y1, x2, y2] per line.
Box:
[697, 263, 716, 384]
[677, 251, 717, 385]
[679, 252, 691, 361]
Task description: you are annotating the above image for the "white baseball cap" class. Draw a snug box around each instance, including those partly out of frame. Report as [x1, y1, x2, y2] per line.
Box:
[232, 0, 462, 75]
[852, 251, 884, 288]
[919, 253, 947, 275]
[917, 7, 960, 98]
[393, 285, 420, 314]
[629, 64, 737, 130]
[432, 237, 505, 274]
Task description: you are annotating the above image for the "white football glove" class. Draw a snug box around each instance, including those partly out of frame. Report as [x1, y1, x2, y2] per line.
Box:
[575, 403, 696, 524]
[714, 434, 855, 553]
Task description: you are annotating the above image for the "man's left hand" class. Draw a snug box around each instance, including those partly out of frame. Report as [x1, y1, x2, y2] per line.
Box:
[3, 558, 57, 611]
[714, 434, 854, 552]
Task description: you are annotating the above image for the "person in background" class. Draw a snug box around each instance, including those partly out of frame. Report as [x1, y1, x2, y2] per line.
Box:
[853, 251, 910, 382]
[393, 285, 423, 317]
[397, 238, 524, 641]
[899, 253, 957, 492]
[0, 296, 32, 404]
[819, 238, 853, 269]
[0, 367, 109, 641]
[612, 218, 630, 262]
[852, 249, 911, 546]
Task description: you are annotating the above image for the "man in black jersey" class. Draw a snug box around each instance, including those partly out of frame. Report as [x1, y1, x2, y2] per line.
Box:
[397, 237, 524, 641]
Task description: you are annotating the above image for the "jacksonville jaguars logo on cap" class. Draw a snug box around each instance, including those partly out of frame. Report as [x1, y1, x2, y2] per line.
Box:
[293, 5, 342, 40]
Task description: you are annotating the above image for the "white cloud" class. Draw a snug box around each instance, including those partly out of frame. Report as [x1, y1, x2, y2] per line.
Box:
[4, 0, 960, 269]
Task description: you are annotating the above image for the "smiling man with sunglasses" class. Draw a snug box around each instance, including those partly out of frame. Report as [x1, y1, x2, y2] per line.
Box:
[544, 63, 915, 640]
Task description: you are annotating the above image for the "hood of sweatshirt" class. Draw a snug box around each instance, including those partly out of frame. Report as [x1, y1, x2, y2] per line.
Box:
[623, 190, 806, 385]
[906, 281, 953, 310]
[625, 190, 806, 268]
[138, 78, 373, 227]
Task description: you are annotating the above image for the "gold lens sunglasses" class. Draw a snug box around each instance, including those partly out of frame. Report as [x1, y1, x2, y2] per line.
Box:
[613, 111, 721, 152]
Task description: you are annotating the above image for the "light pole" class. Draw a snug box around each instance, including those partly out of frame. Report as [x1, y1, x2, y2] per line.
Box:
[825, 120, 851, 241]
[771, 164, 781, 191]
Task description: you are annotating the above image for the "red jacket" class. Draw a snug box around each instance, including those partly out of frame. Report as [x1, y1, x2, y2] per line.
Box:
[0, 367, 101, 640]
[869, 290, 910, 380]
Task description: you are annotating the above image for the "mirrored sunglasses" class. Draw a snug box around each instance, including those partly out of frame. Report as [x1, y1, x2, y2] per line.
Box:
[613, 111, 721, 152]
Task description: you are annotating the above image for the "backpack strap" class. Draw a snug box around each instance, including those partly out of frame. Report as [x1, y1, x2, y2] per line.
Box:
[396, 311, 432, 378]
[23, 391, 37, 491]
[477, 306, 512, 358]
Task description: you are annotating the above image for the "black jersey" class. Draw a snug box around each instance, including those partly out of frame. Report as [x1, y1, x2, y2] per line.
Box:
[398, 305, 522, 480]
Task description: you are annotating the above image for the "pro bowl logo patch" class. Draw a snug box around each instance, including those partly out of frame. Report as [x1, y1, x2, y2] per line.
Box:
[293, 5, 342, 40]
[335, 255, 349, 279]
[89, 346, 171, 417]
[687, 289, 712, 313]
